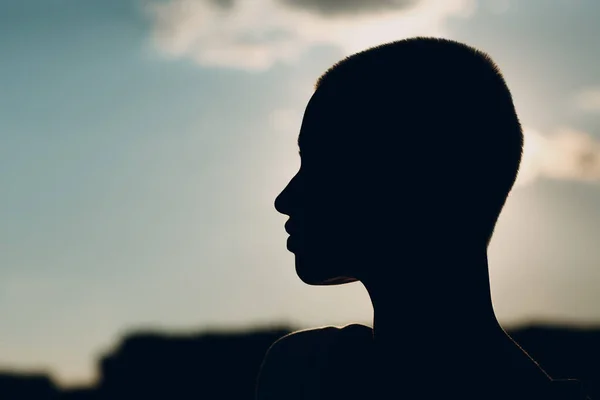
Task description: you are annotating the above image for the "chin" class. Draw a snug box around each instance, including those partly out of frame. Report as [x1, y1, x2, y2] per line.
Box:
[294, 254, 358, 286]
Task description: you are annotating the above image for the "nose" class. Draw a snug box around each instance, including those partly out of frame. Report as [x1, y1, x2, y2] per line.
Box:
[274, 173, 299, 216]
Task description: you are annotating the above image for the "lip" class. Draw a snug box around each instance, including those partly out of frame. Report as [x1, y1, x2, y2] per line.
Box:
[284, 219, 299, 236]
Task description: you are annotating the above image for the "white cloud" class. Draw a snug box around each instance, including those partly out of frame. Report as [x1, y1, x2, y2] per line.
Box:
[279, 0, 418, 17]
[574, 87, 600, 112]
[515, 127, 600, 186]
[143, 0, 477, 70]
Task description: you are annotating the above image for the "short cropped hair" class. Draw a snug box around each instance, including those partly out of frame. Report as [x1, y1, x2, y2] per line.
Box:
[312, 37, 523, 244]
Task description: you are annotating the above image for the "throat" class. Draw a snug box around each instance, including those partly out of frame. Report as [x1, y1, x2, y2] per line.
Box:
[364, 251, 506, 373]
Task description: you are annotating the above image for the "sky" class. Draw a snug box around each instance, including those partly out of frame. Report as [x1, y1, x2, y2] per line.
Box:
[1, 0, 600, 387]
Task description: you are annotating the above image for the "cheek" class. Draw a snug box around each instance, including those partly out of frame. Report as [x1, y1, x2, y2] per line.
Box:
[304, 214, 359, 255]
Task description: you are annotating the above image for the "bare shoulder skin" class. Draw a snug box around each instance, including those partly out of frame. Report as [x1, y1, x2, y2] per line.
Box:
[256, 326, 340, 400]
[257, 324, 374, 400]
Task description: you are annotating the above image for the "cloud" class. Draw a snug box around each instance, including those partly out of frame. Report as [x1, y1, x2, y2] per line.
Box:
[143, 0, 477, 70]
[278, 0, 419, 17]
[210, 0, 235, 9]
[574, 87, 600, 112]
[515, 127, 600, 186]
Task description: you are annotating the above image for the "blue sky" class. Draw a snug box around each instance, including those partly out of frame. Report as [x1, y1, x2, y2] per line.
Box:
[2, 0, 600, 386]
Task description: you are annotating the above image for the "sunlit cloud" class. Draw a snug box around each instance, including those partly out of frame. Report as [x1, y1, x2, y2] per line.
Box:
[574, 86, 600, 112]
[278, 0, 418, 17]
[143, 0, 476, 70]
[516, 127, 600, 186]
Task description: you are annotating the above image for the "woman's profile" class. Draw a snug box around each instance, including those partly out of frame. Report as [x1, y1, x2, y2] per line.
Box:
[257, 37, 587, 400]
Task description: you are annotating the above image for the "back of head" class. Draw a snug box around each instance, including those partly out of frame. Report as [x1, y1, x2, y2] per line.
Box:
[312, 37, 523, 246]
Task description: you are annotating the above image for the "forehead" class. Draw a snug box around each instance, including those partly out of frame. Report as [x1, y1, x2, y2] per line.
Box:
[297, 90, 344, 151]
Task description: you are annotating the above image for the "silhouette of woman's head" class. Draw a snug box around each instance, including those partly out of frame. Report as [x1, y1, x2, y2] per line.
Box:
[275, 37, 523, 286]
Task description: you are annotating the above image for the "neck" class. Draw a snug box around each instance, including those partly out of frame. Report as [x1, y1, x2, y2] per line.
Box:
[362, 246, 505, 363]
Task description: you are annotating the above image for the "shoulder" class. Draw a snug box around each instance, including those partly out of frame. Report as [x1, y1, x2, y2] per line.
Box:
[255, 326, 343, 400]
[259, 325, 341, 373]
[264, 323, 371, 362]
[270, 325, 341, 354]
[549, 379, 589, 400]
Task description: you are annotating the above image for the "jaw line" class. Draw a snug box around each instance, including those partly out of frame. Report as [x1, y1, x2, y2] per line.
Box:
[317, 276, 358, 286]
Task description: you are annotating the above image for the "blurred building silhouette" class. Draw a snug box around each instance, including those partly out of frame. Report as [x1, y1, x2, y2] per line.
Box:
[98, 328, 289, 400]
[0, 372, 60, 399]
[0, 325, 597, 399]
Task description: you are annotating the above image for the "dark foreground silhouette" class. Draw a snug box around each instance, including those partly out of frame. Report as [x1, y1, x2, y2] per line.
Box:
[267, 37, 592, 399]
[0, 325, 597, 400]
[5, 38, 592, 400]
